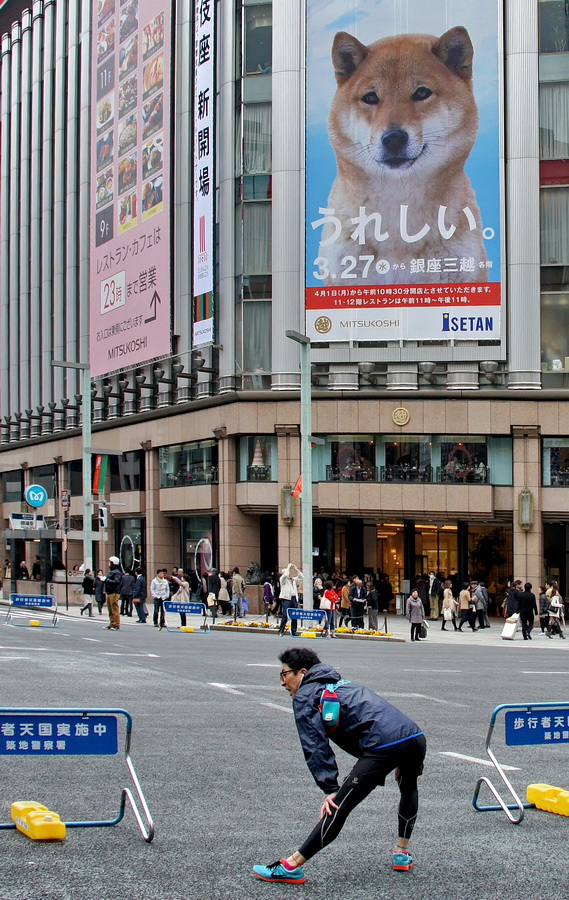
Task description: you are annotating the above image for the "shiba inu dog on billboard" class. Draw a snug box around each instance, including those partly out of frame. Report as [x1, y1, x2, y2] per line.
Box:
[318, 26, 488, 284]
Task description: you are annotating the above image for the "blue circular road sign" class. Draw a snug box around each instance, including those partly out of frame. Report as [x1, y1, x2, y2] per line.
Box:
[24, 484, 49, 508]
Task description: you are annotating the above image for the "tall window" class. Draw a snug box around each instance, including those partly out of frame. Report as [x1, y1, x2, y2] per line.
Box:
[539, 6, 569, 369]
[244, 4, 272, 74]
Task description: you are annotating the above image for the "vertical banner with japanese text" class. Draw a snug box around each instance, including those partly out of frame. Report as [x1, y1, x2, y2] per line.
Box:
[305, 0, 503, 342]
[90, 0, 172, 378]
[192, 0, 215, 348]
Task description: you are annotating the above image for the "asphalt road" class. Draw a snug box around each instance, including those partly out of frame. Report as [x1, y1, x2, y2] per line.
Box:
[0, 612, 568, 900]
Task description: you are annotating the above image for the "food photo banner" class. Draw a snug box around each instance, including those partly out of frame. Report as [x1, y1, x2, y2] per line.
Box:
[90, 0, 172, 377]
[305, 0, 503, 342]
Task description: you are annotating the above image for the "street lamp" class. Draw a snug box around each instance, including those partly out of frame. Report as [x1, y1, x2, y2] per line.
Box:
[285, 330, 313, 609]
[51, 361, 93, 572]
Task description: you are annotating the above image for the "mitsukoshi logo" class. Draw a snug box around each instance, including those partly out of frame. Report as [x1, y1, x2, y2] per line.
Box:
[442, 313, 495, 333]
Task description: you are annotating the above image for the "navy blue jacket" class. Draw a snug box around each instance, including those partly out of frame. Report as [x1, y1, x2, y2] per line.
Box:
[292, 663, 422, 794]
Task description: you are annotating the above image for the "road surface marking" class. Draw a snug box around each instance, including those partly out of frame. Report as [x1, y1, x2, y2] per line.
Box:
[247, 663, 280, 667]
[208, 682, 246, 695]
[101, 652, 160, 658]
[261, 702, 293, 714]
[83, 638, 101, 642]
[0, 656, 30, 660]
[522, 671, 569, 675]
[404, 669, 462, 673]
[440, 752, 520, 771]
[385, 692, 468, 708]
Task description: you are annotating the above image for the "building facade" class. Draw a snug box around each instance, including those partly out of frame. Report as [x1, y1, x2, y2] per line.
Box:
[0, 0, 568, 599]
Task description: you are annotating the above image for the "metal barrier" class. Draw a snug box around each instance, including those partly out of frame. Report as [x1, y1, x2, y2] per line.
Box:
[287, 608, 331, 638]
[472, 701, 569, 824]
[162, 600, 210, 634]
[5, 594, 58, 628]
[0, 707, 154, 841]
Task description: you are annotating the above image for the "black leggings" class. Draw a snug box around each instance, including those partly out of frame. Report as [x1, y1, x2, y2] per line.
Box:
[298, 735, 426, 861]
[410, 622, 422, 641]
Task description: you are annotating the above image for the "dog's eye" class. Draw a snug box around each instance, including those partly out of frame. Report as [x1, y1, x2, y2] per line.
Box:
[412, 86, 432, 101]
[361, 91, 379, 105]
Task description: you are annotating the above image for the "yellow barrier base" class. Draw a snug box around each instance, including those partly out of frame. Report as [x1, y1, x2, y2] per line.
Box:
[29, 620, 40, 627]
[11, 801, 66, 840]
[526, 784, 569, 817]
[178, 626, 195, 632]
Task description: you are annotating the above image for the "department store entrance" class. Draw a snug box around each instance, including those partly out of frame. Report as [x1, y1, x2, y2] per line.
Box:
[375, 522, 458, 593]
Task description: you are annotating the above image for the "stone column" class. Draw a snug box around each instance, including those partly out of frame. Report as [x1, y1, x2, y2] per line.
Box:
[143, 442, 177, 576]
[215, 428, 260, 572]
[275, 425, 302, 569]
[505, 0, 541, 388]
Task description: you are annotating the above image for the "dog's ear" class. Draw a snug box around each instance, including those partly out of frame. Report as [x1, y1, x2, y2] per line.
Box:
[432, 26, 473, 80]
[332, 32, 368, 85]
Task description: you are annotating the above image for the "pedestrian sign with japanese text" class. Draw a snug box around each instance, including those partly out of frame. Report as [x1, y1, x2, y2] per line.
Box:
[505, 709, 569, 747]
[0, 714, 118, 755]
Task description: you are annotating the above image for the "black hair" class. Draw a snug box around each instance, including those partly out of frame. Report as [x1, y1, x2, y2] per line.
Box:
[278, 647, 321, 671]
[462, 581, 470, 589]
[524, 582, 532, 591]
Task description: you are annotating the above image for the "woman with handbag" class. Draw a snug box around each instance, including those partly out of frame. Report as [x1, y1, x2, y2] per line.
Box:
[458, 582, 477, 632]
[441, 581, 458, 631]
[320, 581, 338, 635]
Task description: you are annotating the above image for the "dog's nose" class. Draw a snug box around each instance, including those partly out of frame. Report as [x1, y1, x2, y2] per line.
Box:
[381, 129, 409, 154]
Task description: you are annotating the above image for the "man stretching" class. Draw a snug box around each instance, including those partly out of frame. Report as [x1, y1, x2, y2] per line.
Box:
[253, 647, 426, 885]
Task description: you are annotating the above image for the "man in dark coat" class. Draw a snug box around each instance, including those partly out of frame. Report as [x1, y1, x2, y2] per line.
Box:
[516, 582, 538, 640]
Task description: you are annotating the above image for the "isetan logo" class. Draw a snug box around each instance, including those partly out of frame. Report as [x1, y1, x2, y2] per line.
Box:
[441, 313, 494, 333]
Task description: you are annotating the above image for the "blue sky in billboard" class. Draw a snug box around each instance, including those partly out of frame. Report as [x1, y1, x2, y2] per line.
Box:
[306, 0, 502, 283]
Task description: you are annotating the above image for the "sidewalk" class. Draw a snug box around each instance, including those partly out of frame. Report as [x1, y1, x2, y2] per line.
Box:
[50, 604, 567, 646]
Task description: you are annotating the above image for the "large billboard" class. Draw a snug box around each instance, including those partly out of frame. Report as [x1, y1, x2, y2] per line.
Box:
[192, 0, 215, 347]
[305, 0, 503, 342]
[90, 0, 172, 378]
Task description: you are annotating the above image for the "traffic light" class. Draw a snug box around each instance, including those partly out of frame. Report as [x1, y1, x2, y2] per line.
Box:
[98, 506, 108, 529]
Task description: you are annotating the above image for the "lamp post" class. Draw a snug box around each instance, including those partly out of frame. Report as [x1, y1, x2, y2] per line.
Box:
[285, 330, 313, 609]
[51, 361, 93, 572]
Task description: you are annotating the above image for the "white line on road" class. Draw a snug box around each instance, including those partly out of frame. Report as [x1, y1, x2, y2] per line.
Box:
[0, 656, 30, 660]
[522, 671, 569, 675]
[100, 652, 161, 658]
[83, 638, 101, 642]
[440, 752, 520, 771]
[247, 663, 280, 667]
[404, 669, 462, 673]
[261, 702, 293, 714]
[385, 692, 468, 708]
[208, 682, 246, 695]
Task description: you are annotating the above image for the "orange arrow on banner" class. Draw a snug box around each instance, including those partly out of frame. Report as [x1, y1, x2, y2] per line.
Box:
[291, 475, 302, 498]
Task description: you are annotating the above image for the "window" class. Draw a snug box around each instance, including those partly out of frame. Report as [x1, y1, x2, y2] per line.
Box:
[239, 436, 277, 481]
[543, 437, 569, 484]
[242, 301, 271, 373]
[2, 470, 23, 502]
[115, 518, 145, 572]
[243, 202, 271, 275]
[326, 436, 377, 482]
[181, 516, 217, 578]
[243, 104, 271, 174]
[382, 436, 432, 482]
[67, 460, 83, 496]
[159, 441, 218, 487]
[540, 82, 569, 158]
[539, 0, 569, 54]
[109, 451, 145, 492]
[541, 188, 569, 368]
[30, 465, 56, 499]
[437, 438, 488, 483]
[244, 4, 272, 75]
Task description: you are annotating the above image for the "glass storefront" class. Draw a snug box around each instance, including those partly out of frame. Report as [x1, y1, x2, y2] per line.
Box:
[115, 518, 145, 573]
[159, 441, 218, 487]
[543, 436, 569, 483]
[181, 516, 217, 580]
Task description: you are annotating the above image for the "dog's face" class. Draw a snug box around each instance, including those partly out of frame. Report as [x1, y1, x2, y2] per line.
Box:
[329, 27, 479, 177]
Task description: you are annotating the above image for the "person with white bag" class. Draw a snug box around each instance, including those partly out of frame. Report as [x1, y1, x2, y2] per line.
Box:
[441, 580, 458, 631]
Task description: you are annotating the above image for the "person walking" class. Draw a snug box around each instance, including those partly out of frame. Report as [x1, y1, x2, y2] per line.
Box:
[538, 585, 549, 635]
[547, 589, 566, 639]
[103, 556, 122, 631]
[150, 569, 169, 629]
[133, 567, 148, 623]
[458, 582, 476, 632]
[120, 569, 135, 617]
[253, 648, 426, 884]
[517, 582, 538, 640]
[94, 569, 106, 615]
[470, 581, 487, 630]
[428, 571, 442, 621]
[406, 590, 425, 642]
[279, 563, 302, 637]
[80, 569, 95, 617]
[441, 581, 458, 631]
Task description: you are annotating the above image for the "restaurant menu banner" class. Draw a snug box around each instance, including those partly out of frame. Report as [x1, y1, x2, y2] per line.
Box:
[90, 0, 172, 378]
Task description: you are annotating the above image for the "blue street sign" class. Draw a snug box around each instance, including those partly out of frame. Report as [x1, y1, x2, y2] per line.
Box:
[505, 709, 569, 746]
[10, 595, 55, 608]
[163, 602, 206, 615]
[24, 484, 49, 508]
[0, 714, 118, 755]
[287, 609, 327, 621]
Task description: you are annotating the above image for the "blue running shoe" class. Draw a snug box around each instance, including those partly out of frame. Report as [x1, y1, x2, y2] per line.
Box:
[253, 859, 306, 884]
[393, 849, 413, 872]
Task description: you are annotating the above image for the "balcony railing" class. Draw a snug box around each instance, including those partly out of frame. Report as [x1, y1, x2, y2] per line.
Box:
[325, 465, 379, 482]
[246, 464, 272, 482]
[163, 467, 218, 487]
[380, 465, 433, 483]
[436, 466, 489, 484]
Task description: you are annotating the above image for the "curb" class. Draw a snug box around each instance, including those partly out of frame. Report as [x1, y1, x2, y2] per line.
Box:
[211, 624, 406, 642]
